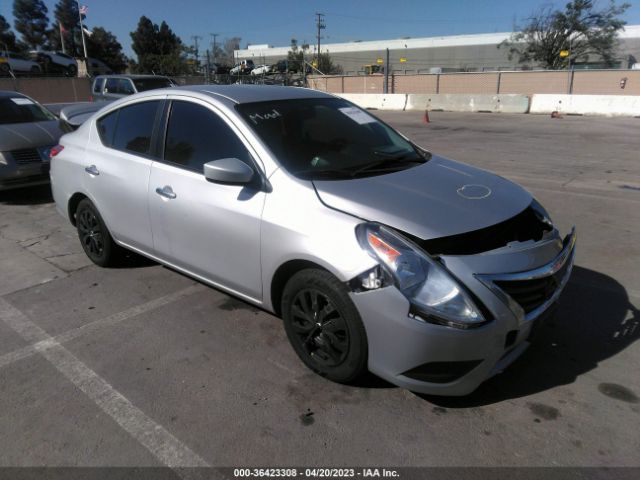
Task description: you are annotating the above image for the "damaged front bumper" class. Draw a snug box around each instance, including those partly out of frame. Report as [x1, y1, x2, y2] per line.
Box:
[349, 228, 576, 396]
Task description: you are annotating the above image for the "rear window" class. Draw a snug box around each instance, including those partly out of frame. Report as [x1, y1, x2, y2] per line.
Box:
[111, 101, 161, 155]
[96, 110, 118, 146]
[0, 97, 56, 125]
[132, 78, 173, 92]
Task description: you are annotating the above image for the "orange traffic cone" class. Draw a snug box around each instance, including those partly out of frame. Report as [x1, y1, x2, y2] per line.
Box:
[423, 109, 430, 124]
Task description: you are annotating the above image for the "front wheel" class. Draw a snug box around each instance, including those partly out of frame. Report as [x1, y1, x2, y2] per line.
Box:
[281, 269, 368, 383]
[75, 198, 121, 267]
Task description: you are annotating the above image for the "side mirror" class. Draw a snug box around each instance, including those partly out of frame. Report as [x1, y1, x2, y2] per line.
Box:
[203, 158, 254, 185]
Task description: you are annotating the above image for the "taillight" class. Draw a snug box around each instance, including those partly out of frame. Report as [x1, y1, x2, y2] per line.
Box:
[49, 145, 64, 158]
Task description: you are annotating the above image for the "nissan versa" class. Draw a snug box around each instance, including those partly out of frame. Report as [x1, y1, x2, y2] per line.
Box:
[50, 85, 576, 396]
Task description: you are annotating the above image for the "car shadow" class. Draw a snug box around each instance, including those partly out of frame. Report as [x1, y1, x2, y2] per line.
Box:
[114, 250, 158, 269]
[0, 184, 54, 205]
[420, 265, 639, 407]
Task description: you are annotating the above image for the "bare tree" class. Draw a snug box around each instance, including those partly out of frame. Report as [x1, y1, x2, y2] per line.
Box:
[500, 0, 629, 69]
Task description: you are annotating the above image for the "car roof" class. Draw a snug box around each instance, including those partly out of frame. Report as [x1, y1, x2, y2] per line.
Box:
[0, 90, 27, 99]
[169, 84, 333, 104]
[95, 74, 171, 80]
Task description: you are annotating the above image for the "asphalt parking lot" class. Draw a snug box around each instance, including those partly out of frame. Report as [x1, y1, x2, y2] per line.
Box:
[0, 111, 638, 470]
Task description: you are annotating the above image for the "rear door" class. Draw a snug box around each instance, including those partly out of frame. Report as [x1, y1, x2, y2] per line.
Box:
[148, 98, 265, 300]
[84, 98, 164, 251]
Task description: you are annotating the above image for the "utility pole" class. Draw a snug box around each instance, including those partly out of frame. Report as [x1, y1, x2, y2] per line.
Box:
[315, 12, 325, 64]
[384, 48, 389, 94]
[210, 33, 219, 64]
[191, 35, 202, 67]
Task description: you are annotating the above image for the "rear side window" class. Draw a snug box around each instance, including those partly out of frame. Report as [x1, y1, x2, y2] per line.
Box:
[163, 101, 251, 172]
[96, 110, 118, 146]
[111, 101, 160, 155]
[93, 78, 105, 94]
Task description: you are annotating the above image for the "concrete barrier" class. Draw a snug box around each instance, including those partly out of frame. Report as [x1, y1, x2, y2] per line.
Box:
[337, 93, 529, 113]
[407, 94, 529, 113]
[530, 94, 640, 117]
[336, 93, 408, 110]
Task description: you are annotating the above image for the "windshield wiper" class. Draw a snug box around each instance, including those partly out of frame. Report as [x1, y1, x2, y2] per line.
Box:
[291, 167, 354, 179]
[348, 155, 425, 177]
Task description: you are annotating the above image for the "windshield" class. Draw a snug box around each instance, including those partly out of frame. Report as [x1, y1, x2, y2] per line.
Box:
[236, 98, 429, 180]
[132, 78, 174, 92]
[0, 97, 56, 125]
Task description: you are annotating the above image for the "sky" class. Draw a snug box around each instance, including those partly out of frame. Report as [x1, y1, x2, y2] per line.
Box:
[2, 0, 640, 57]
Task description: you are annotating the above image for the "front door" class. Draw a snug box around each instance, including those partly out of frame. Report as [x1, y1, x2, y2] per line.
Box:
[148, 99, 265, 300]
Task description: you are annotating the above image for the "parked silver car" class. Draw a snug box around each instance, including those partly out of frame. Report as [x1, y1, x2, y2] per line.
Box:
[0, 91, 62, 190]
[91, 75, 175, 101]
[50, 85, 575, 396]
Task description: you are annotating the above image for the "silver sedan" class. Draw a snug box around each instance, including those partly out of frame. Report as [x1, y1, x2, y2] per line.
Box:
[50, 85, 575, 396]
[0, 91, 62, 191]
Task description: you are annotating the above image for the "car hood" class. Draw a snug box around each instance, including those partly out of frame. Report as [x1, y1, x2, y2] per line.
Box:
[0, 121, 62, 151]
[312, 155, 533, 240]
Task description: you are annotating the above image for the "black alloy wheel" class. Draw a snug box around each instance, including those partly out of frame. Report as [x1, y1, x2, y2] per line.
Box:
[75, 198, 120, 267]
[282, 269, 368, 383]
[290, 288, 350, 368]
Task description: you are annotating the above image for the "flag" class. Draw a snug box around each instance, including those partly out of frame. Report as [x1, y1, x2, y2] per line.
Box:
[59, 21, 66, 33]
[79, 5, 88, 15]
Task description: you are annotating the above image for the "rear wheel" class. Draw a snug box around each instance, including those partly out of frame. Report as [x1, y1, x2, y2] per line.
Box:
[282, 269, 368, 383]
[67, 64, 77, 77]
[75, 198, 121, 267]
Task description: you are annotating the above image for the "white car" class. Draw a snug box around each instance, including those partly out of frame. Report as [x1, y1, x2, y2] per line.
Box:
[230, 59, 255, 75]
[30, 51, 78, 77]
[0, 52, 42, 75]
[250, 64, 271, 76]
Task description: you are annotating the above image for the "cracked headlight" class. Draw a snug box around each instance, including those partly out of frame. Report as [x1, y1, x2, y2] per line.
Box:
[356, 223, 487, 329]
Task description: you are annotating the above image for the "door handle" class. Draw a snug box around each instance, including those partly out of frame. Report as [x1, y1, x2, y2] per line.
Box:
[84, 165, 99, 176]
[155, 185, 177, 199]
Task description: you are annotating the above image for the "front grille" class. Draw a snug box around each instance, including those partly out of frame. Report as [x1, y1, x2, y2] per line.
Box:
[11, 148, 42, 164]
[495, 259, 570, 314]
[1, 173, 49, 186]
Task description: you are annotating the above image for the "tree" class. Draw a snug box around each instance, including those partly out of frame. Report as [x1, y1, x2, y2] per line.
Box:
[317, 53, 342, 74]
[286, 38, 308, 72]
[223, 37, 241, 65]
[49, 0, 82, 55]
[13, 0, 49, 49]
[130, 16, 188, 75]
[500, 0, 630, 69]
[86, 27, 127, 72]
[0, 15, 19, 52]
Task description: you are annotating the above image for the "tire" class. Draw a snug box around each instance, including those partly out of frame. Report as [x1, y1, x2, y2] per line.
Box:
[30, 66, 40, 75]
[67, 64, 77, 77]
[281, 269, 368, 383]
[75, 198, 121, 267]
